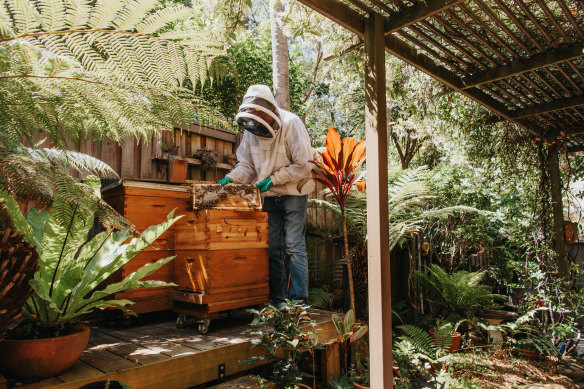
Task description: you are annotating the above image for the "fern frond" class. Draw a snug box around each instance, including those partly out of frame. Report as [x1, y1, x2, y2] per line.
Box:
[5, 0, 45, 34]
[398, 324, 438, 357]
[87, 0, 125, 29]
[135, 5, 193, 35]
[37, 0, 67, 32]
[0, 4, 16, 38]
[0, 148, 132, 231]
[412, 264, 497, 315]
[112, 0, 158, 31]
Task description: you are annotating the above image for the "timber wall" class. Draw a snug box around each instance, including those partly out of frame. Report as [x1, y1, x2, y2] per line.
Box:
[34, 123, 240, 183]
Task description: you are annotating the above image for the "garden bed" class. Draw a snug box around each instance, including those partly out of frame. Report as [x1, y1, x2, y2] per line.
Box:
[447, 353, 583, 388]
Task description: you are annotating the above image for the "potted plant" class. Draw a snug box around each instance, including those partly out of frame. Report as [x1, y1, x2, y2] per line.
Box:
[243, 300, 323, 388]
[428, 321, 461, 353]
[0, 176, 181, 379]
[513, 335, 557, 360]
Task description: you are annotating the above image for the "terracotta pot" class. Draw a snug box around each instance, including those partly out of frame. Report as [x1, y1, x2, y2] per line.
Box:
[515, 347, 539, 360]
[354, 382, 369, 389]
[0, 324, 90, 379]
[429, 329, 461, 353]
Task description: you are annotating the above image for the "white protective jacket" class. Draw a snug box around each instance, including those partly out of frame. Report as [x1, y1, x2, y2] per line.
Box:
[226, 109, 315, 197]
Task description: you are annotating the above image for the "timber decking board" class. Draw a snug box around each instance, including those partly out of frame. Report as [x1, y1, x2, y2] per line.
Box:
[55, 360, 103, 383]
[88, 330, 171, 366]
[2, 310, 336, 389]
[92, 327, 199, 358]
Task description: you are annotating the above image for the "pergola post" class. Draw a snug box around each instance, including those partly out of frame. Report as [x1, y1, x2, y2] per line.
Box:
[365, 12, 393, 388]
[548, 143, 568, 277]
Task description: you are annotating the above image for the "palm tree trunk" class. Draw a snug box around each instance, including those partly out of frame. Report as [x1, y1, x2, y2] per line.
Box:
[270, 0, 290, 110]
[342, 211, 356, 316]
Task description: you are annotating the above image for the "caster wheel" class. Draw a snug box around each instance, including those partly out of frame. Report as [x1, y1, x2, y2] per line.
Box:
[122, 316, 133, 328]
[176, 314, 187, 329]
[198, 319, 210, 334]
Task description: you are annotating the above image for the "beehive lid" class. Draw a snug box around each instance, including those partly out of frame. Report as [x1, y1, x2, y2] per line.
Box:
[191, 183, 262, 211]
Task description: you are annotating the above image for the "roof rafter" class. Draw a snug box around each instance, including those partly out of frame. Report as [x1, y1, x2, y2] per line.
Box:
[383, 0, 465, 35]
[462, 43, 584, 89]
[296, 0, 544, 136]
[509, 95, 584, 119]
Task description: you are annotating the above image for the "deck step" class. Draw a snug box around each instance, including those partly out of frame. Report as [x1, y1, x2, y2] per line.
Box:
[208, 375, 274, 388]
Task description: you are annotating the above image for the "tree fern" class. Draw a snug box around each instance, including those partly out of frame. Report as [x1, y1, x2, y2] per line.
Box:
[0, 0, 227, 148]
[0, 0, 229, 220]
[411, 264, 498, 317]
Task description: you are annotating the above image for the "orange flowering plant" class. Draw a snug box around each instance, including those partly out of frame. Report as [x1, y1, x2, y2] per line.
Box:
[298, 126, 366, 315]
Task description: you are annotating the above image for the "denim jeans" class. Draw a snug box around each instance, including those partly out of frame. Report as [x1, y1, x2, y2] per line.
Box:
[262, 195, 308, 305]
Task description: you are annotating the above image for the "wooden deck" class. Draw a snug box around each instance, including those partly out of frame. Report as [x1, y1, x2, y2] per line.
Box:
[0, 310, 337, 389]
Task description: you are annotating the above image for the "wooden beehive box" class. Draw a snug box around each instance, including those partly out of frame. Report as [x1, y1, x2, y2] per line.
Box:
[173, 183, 269, 316]
[103, 180, 192, 314]
[173, 248, 269, 314]
[175, 210, 268, 250]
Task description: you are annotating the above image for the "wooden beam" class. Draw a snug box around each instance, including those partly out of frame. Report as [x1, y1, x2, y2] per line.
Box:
[383, 0, 465, 35]
[509, 95, 584, 119]
[295, 0, 365, 36]
[365, 12, 393, 389]
[548, 143, 568, 277]
[382, 33, 545, 135]
[462, 42, 584, 89]
[295, 0, 545, 136]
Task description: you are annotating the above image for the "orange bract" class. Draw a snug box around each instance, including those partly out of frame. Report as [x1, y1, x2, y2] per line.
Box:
[299, 126, 366, 207]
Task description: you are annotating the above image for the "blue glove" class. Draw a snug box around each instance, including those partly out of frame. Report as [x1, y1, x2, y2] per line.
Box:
[256, 177, 273, 193]
[218, 177, 232, 186]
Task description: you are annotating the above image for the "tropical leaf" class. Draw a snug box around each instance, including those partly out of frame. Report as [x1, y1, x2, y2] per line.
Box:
[22, 179, 182, 328]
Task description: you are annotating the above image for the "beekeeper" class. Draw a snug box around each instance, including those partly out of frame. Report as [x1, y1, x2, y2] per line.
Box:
[218, 85, 314, 305]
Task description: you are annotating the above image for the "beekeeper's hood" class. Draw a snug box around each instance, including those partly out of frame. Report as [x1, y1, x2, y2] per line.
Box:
[235, 85, 281, 139]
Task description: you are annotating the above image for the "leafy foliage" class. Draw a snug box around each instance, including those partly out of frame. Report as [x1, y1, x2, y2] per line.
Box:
[4, 176, 181, 338]
[515, 335, 558, 357]
[0, 147, 131, 231]
[244, 300, 322, 386]
[0, 0, 226, 147]
[411, 264, 499, 318]
[331, 309, 368, 373]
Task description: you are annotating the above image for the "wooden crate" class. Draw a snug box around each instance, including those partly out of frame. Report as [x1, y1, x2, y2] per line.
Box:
[176, 210, 269, 250]
[102, 180, 192, 314]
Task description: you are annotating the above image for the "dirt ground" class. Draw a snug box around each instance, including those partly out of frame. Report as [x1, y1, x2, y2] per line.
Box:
[452, 351, 584, 388]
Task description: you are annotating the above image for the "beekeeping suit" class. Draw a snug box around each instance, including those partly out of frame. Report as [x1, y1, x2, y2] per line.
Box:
[224, 85, 315, 196]
[220, 85, 313, 304]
